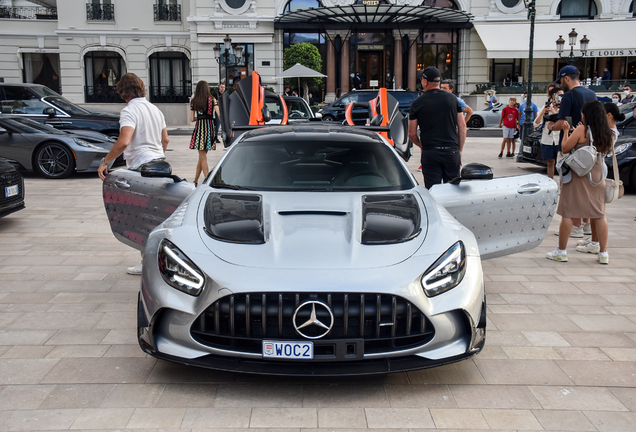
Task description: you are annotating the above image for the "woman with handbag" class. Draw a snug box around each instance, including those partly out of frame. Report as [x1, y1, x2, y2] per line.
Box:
[190, 80, 221, 186]
[547, 100, 613, 264]
[575, 103, 624, 255]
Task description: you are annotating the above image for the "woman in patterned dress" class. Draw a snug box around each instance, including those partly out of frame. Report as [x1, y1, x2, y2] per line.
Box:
[189, 80, 221, 185]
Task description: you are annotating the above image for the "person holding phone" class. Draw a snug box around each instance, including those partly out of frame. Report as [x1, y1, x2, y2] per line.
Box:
[534, 86, 563, 179]
[551, 65, 597, 238]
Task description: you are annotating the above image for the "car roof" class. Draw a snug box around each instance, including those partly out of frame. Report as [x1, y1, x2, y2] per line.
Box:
[0, 83, 47, 88]
[240, 124, 386, 144]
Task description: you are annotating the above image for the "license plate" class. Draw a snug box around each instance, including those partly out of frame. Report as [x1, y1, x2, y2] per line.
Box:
[263, 340, 313, 359]
[523, 146, 532, 154]
[5, 185, 18, 197]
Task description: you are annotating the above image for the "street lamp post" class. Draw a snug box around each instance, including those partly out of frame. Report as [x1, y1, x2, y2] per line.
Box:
[556, 28, 589, 65]
[517, 0, 536, 161]
[213, 34, 246, 87]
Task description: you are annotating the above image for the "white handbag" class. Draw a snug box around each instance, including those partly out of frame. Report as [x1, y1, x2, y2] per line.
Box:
[605, 144, 624, 203]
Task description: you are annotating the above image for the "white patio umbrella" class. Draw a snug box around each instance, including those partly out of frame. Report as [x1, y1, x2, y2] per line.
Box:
[274, 63, 327, 100]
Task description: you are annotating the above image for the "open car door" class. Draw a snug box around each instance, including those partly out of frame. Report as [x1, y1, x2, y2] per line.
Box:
[344, 88, 412, 162]
[429, 173, 558, 260]
[218, 72, 278, 147]
[103, 162, 194, 251]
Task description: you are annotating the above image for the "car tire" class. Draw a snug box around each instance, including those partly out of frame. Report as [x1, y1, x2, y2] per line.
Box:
[322, 115, 335, 122]
[34, 142, 75, 179]
[467, 116, 484, 129]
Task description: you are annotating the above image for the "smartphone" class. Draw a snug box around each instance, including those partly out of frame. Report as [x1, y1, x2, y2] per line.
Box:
[566, 116, 573, 128]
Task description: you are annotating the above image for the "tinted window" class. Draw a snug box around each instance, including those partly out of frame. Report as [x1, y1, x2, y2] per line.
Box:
[391, 92, 417, 106]
[339, 93, 358, 106]
[45, 97, 92, 115]
[1, 86, 50, 115]
[211, 137, 414, 191]
[0, 117, 64, 134]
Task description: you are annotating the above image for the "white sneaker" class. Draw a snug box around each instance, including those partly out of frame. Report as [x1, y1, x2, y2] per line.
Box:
[577, 241, 600, 254]
[582, 222, 592, 235]
[126, 263, 143, 275]
[598, 252, 609, 265]
[576, 237, 591, 246]
[546, 248, 568, 262]
[556, 226, 584, 238]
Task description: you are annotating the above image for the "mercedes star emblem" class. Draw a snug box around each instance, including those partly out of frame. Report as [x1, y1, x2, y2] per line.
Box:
[293, 300, 334, 339]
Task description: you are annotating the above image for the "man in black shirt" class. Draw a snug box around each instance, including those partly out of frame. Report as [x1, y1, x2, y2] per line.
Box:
[408, 66, 466, 189]
[551, 65, 596, 144]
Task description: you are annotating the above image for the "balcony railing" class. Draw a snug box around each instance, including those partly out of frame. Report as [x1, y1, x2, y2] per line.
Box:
[85, 86, 124, 103]
[0, 6, 57, 19]
[473, 80, 633, 95]
[149, 85, 190, 103]
[154, 4, 181, 21]
[86, 3, 114, 21]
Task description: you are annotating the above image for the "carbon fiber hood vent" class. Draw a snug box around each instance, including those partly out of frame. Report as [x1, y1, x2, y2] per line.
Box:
[203, 193, 264, 244]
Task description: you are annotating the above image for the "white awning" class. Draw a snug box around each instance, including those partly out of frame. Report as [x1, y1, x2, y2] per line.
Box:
[474, 21, 636, 59]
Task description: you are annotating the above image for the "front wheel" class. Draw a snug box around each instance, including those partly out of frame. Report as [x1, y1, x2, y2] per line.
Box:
[467, 116, 484, 129]
[34, 142, 75, 179]
[322, 115, 335, 122]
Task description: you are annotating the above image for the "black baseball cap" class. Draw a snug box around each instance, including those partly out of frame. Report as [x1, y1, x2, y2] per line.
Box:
[418, 66, 441, 82]
[554, 65, 579, 84]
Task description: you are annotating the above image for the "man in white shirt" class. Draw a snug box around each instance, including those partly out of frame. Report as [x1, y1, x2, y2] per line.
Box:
[98, 73, 169, 274]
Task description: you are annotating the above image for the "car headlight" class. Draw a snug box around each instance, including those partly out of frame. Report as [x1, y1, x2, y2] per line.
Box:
[73, 138, 102, 149]
[158, 239, 205, 295]
[421, 241, 466, 297]
[611, 142, 631, 156]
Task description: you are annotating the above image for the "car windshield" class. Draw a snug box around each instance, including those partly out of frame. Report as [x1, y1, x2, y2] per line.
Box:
[0, 117, 65, 134]
[211, 136, 414, 191]
[44, 97, 92, 115]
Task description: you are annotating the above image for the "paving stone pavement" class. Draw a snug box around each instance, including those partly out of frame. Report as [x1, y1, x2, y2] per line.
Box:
[0, 135, 635, 431]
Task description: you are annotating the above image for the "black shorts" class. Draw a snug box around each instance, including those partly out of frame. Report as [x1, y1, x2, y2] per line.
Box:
[421, 148, 461, 189]
[540, 144, 560, 161]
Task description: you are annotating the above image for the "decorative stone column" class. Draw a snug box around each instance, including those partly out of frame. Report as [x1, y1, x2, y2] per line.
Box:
[611, 57, 621, 82]
[393, 30, 403, 90]
[408, 32, 418, 92]
[596, 57, 607, 76]
[325, 31, 337, 102]
[340, 32, 351, 94]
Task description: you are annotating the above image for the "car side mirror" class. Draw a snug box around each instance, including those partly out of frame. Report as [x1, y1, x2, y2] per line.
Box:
[43, 107, 56, 118]
[139, 160, 183, 182]
[449, 163, 493, 185]
[0, 127, 7, 134]
[262, 106, 271, 123]
[314, 112, 322, 119]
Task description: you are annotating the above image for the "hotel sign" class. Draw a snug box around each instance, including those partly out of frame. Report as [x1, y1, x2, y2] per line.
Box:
[358, 44, 384, 50]
[584, 50, 636, 57]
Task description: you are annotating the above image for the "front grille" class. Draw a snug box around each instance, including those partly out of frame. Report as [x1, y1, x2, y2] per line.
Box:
[0, 173, 24, 208]
[191, 292, 434, 356]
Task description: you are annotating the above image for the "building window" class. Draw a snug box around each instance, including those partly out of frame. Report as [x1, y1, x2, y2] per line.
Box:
[283, 33, 326, 93]
[22, 53, 61, 93]
[154, 0, 181, 21]
[630, 1, 635, 16]
[283, 0, 321, 13]
[420, 0, 458, 8]
[416, 31, 459, 83]
[87, 0, 114, 21]
[149, 52, 191, 103]
[490, 58, 523, 85]
[84, 51, 125, 103]
[557, 0, 597, 19]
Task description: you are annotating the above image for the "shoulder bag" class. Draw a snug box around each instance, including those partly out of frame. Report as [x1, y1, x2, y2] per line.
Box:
[605, 144, 624, 203]
[562, 126, 597, 177]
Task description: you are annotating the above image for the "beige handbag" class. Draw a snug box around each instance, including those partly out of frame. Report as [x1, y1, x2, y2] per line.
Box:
[605, 146, 624, 203]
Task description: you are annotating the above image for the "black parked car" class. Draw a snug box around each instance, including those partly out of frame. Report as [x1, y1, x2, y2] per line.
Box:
[0, 159, 25, 217]
[0, 83, 120, 137]
[519, 102, 636, 167]
[318, 90, 418, 124]
[606, 134, 636, 191]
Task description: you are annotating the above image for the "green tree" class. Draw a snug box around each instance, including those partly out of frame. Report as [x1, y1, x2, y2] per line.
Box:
[283, 42, 322, 101]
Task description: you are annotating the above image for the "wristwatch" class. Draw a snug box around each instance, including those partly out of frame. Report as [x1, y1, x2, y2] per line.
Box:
[100, 157, 108, 165]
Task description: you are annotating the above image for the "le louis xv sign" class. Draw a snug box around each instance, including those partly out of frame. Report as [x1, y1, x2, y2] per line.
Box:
[584, 49, 636, 57]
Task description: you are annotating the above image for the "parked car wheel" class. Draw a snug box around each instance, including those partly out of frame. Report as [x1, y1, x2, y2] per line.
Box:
[467, 116, 484, 129]
[34, 142, 75, 179]
[322, 115, 336, 122]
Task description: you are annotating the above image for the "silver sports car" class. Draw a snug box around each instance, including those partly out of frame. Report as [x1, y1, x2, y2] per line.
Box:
[104, 124, 558, 375]
[0, 115, 118, 179]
